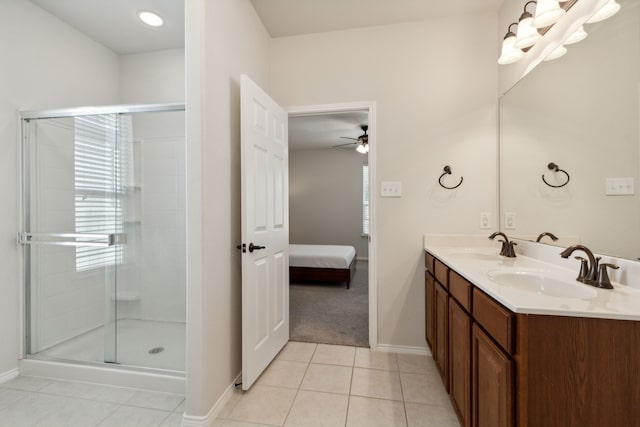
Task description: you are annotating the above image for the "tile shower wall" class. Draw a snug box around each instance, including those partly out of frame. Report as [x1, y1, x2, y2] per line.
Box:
[116, 112, 186, 323]
[31, 119, 105, 352]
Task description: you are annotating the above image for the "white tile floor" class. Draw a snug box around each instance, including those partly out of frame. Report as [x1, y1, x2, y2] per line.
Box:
[214, 342, 460, 427]
[0, 343, 458, 427]
[0, 376, 184, 427]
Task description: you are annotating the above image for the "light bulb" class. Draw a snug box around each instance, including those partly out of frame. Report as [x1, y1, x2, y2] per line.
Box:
[564, 26, 587, 45]
[586, 0, 621, 23]
[514, 11, 541, 49]
[356, 143, 367, 154]
[532, 0, 566, 28]
[498, 32, 525, 65]
[543, 45, 568, 61]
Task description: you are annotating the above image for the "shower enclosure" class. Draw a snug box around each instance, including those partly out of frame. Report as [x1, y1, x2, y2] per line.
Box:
[18, 104, 185, 374]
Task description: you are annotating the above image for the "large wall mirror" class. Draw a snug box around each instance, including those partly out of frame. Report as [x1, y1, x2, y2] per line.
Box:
[499, 0, 640, 260]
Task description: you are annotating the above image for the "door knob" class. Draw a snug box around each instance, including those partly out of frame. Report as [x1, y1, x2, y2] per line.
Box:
[249, 243, 266, 253]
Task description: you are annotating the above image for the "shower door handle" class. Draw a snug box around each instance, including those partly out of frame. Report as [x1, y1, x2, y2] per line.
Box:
[17, 232, 120, 247]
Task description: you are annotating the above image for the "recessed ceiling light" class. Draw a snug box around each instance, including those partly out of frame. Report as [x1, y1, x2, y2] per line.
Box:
[137, 10, 165, 27]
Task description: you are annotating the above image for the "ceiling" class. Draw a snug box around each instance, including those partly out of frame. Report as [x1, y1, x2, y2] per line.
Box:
[289, 112, 368, 152]
[28, 0, 503, 55]
[250, 0, 504, 38]
[29, 0, 184, 55]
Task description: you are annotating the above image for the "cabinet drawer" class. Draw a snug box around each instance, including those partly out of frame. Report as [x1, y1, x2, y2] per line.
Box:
[450, 271, 472, 312]
[472, 289, 515, 354]
[435, 259, 449, 288]
[425, 252, 436, 274]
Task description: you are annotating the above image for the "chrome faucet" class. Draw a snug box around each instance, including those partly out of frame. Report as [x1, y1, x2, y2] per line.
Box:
[560, 244, 618, 289]
[536, 232, 558, 243]
[488, 232, 517, 258]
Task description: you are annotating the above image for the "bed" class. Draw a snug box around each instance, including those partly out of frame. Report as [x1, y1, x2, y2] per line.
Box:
[289, 244, 357, 289]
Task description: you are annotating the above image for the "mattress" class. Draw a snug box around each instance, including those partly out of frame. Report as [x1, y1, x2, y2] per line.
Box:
[289, 244, 356, 269]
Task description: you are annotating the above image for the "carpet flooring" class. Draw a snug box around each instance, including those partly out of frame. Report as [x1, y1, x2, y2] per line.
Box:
[289, 260, 369, 347]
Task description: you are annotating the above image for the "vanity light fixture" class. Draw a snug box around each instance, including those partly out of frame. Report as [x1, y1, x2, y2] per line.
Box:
[543, 44, 568, 61]
[498, 0, 609, 65]
[514, 1, 542, 49]
[564, 25, 588, 44]
[586, 0, 621, 23]
[532, 0, 566, 28]
[137, 10, 165, 27]
[498, 23, 526, 65]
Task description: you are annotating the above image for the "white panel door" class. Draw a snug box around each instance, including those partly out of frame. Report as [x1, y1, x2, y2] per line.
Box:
[240, 74, 289, 390]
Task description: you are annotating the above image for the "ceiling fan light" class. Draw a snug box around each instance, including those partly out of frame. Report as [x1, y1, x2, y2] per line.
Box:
[356, 143, 368, 154]
[586, 0, 621, 23]
[532, 0, 566, 28]
[564, 26, 587, 45]
[514, 11, 541, 49]
[543, 45, 568, 61]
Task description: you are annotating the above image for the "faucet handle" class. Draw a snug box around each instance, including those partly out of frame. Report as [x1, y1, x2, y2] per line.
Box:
[574, 256, 589, 282]
[503, 241, 517, 258]
[597, 263, 619, 289]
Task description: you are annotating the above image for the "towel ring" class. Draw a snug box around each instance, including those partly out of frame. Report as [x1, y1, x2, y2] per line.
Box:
[439, 166, 463, 190]
[542, 162, 570, 188]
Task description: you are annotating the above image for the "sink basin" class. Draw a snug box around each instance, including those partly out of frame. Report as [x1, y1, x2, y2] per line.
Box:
[486, 269, 598, 299]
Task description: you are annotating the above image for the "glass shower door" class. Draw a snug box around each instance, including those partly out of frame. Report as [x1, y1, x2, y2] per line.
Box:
[20, 113, 122, 365]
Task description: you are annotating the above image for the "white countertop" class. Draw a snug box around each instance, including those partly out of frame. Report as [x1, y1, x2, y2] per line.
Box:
[424, 244, 640, 321]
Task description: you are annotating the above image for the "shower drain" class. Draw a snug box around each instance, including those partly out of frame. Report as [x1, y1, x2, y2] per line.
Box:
[148, 347, 165, 355]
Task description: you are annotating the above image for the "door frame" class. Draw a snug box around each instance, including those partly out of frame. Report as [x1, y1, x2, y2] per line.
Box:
[286, 101, 378, 349]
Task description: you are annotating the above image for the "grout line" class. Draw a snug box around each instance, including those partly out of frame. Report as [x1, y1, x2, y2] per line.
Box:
[94, 403, 123, 427]
[280, 358, 312, 427]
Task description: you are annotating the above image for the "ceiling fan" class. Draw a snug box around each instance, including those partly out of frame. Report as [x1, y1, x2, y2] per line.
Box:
[333, 125, 369, 153]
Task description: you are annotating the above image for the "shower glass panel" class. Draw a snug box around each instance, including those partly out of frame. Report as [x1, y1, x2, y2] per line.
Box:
[21, 105, 185, 373]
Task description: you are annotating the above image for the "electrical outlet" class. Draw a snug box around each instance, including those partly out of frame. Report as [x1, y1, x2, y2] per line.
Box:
[504, 212, 516, 230]
[380, 181, 402, 197]
[480, 213, 491, 229]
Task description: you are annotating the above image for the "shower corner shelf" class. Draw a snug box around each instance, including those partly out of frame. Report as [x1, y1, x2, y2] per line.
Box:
[111, 291, 141, 302]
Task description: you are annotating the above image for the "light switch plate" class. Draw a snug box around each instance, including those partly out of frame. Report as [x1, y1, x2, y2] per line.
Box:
[381, 181, 402, 197]
[606, 178, 635, 196]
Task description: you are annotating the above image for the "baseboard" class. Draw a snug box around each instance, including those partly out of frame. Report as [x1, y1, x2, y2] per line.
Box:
[375, 343, 431, 356]
[0, 368, 19, 384]
[182, 372, 242, 427]
[356, 257, 369, 262]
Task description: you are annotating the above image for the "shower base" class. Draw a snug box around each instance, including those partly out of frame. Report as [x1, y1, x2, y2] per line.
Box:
[33, 319, 185, 372]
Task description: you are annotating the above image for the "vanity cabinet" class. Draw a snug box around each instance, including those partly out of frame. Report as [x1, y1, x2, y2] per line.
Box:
[449, 299, 471, 427]
[472, 324, 513, 427]
[434, 282, 449, 389]
[425, 250, 640, 427]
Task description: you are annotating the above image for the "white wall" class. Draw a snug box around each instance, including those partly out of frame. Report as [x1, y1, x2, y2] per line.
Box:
[0, 0, 120, 377]
[270, 14, 499, 348]
[120, 49, 185, 104]
[185, 0, 270, 417]
[290, 148, 369, 257]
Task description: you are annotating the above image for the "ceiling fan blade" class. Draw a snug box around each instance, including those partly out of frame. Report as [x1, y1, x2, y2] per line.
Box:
[332, 142, 357, 148]
[339, 137, 359, 141]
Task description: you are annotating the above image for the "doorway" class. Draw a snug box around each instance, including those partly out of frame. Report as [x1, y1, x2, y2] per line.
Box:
[287, 102, 377, 349]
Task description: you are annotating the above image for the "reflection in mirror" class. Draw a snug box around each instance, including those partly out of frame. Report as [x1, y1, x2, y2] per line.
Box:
[499, 0, 640, 260]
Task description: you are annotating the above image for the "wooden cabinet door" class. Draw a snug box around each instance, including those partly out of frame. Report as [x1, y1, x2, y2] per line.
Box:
[425, 272, 435, 350]
[472, 325, 514, 427]
[435, 283, 449, 390]
[449, 300, 471, 427]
